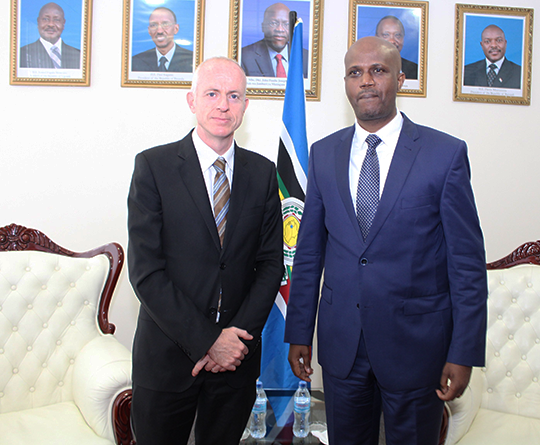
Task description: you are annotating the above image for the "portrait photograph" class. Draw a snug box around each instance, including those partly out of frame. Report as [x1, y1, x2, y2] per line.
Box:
[349, 0, 428, 97]
[229, 0, 323, 100]
[454, 4, 533, 105]
[121, 0, 204, 88]
[10, 0, 92, 86]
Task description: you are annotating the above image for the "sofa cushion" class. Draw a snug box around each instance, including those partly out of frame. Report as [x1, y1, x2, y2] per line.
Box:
[455, 407, 540, 445]
[0, 401, 113, 444]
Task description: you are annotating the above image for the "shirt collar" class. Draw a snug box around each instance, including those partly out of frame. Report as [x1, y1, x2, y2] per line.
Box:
[267, 44, 289, 62]
[40, 37, 62, 52]
[486, 57, 505, 71]
[192, 129, 235, 172]
[353, 109, 403, 148]
[156, 44, 176, 65]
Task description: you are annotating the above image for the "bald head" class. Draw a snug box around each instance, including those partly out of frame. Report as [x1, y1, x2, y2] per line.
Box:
[345, 36, 402, 74]
[262, 2, 291, 52]
[37, 2, 65, 44]
[375, 16, 405, 53]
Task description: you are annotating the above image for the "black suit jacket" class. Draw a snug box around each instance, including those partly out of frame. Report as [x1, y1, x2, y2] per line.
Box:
[128, 131, 283, 392]
[19, 39, 80, 69]
[401, 57, 418, 80]
[241, 39, 309, 78]
[131, 44, 193, 72]
[463, 58, 521, 89]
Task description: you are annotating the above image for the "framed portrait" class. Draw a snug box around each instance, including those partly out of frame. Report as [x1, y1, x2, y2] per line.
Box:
[10, 0, 92, 86]
[121, 0, 205, 88]
[229, 0, 323, 100]
[454, 4, 533, 106]
[349, 0, 428, 97]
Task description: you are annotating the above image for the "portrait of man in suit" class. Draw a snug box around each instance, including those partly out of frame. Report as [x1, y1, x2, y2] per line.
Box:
[463, 24, 521, 89]
[285, 36, 487, 444]
[131, 6, 193, 72]
[127, 57, 283, 445]
[241, 2, 308, 78]
[19, 2, 80, 69]
[375, 15, 418, 80]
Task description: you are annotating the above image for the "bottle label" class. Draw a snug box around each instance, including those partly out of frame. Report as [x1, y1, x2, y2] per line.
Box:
[294, 396, 310, 413]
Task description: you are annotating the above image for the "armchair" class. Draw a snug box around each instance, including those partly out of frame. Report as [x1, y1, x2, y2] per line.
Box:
[444, 240, 540, 444]
[0, 224, 134, 444]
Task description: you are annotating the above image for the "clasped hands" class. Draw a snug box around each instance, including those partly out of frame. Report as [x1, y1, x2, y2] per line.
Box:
[191, 327, 252, 376]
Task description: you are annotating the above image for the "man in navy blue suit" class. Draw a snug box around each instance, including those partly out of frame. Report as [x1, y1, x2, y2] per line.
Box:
[285, 36, 487, 444]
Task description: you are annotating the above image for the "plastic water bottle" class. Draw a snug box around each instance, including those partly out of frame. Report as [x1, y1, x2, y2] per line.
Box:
[293, 381, 311, 438]
[250, 381, 267, 438]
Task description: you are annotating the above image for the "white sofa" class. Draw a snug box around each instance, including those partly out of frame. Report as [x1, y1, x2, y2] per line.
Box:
[0, 224, 134, 444]
[444, 240, 540, 445]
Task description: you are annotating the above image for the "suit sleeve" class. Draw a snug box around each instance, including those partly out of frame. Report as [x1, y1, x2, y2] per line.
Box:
[228, 164, 284, 342]
[128, 152, 222, 363]
[441, 142, 488, 367]
[284, 145, 328, 346]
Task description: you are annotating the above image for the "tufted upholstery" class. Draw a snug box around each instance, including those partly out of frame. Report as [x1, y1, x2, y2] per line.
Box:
[445, 241, 540, 445]
[0, 224, 134, 445]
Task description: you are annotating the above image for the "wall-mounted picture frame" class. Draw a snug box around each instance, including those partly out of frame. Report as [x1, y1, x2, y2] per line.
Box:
[349, 0, 428, 97]
[229, 0, 323, 100]
[454, 4, 533, 106]
[10, 0, 92, 86]
[121, 0, 205, 89]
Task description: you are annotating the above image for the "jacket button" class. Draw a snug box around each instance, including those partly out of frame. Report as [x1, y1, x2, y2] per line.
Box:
[360, 258, 368, 266]
[220, 263, 226, 270]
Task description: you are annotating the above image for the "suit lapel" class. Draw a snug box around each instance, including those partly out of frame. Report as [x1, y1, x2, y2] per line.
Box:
[255, 41, 275, 77]
[335, 126, 364, 242]
[223, 145, 250, 249]
[364, 114, 421, 247]
[176, 133, 222, 250]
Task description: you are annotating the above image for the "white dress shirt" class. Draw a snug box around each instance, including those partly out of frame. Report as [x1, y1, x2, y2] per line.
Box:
[192, 130, 235, 213]
[349, 111, 404, 207]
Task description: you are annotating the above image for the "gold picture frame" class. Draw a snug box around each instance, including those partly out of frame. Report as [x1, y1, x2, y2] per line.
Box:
[229, 0, 323, 100]
[10, 0, 93, 86]
[121, 0, 205, 89]
[454, 4, 533, 105]
[348, 0, 428, 97]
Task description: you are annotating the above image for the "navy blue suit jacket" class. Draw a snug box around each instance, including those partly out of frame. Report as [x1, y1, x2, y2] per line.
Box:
[241, 39, 308, 78]
[19, 39, 80, 69]
[132, 44, 193, 72]
[464, 58, 521, 89]
[284, 114, 487, 392]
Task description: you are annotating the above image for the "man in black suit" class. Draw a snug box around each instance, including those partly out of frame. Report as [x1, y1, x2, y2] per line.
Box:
[19, 2, 80, 69]
[375, 16, 418, 80]
[131, 7, 193, 72]
[241, 2, 308, 78]
[128, 57, 283, 445]
[464, 24, 521, 89]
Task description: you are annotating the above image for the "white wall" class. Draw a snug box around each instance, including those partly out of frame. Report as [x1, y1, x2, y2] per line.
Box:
[2, 0, 539, 390]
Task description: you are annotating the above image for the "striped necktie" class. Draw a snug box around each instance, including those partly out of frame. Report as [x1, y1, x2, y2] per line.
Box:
[50, 45, 61, 69]
[213, 158, 230, 246]
[356, 134, 382, 240]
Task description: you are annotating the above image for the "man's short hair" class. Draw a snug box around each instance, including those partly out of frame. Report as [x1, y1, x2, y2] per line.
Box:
[151, 7, 177, 24]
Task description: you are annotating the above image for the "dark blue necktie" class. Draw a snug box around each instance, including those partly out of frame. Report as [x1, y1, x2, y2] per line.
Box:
[356, 134, 382, 240]
[158, 56, 167, 72]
